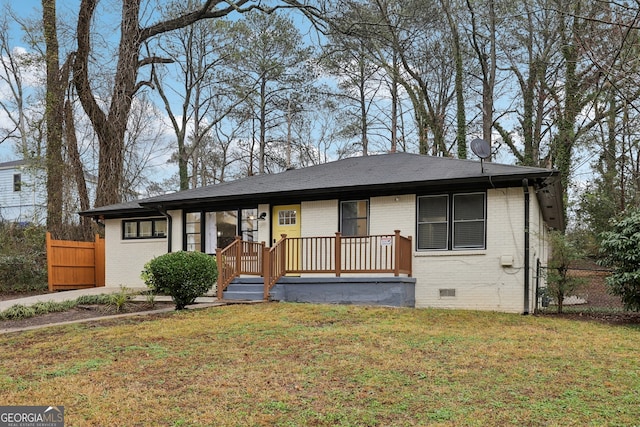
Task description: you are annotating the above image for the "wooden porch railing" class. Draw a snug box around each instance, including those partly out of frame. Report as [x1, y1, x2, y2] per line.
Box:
[215, 237, 264, 299]
[263, 234, 287, 299]
[216, 230, 412, 300]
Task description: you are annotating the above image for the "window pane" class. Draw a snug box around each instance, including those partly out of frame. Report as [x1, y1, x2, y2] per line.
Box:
[139, 221, 153, 237]
[417, 196, 448, 250]
[454, 221, 485, 248]
[186, 234, 201, 252]
[418, 196, 447, 222]
[242, 209, 258, 241]
[278, 210, 296, 225]
[186, 212, 202, 252]
[124, 222, 137, 238]
[418, 223, 447, 250]
[216, 211, 238, 248]
[341, 202, 357, 218]
[186, 212, 201, 234]
[13, 174, 21, 192]
[454, 193, 484, 221]
[154, 220, 167, 237]
[341, 200, 368, 236]
[453, 193, 485, 249]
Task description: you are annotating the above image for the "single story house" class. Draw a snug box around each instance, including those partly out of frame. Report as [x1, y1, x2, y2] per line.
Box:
[80, 152, 564, 314]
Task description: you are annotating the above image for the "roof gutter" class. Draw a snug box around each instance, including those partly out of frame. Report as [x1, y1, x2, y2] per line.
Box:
[155, 205, 173, 253]
[522, 178, 530, 315]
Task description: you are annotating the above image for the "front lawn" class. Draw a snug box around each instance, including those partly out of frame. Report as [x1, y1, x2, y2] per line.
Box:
[1, 303, 638, 426]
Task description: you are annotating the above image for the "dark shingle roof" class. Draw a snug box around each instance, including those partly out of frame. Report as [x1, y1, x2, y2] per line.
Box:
[80, 153, 564, 228]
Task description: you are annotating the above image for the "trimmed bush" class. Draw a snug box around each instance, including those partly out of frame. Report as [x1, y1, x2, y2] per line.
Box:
[142, 251, 218, 310]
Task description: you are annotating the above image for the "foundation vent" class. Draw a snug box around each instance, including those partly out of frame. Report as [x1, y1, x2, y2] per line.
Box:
[439, 288, 456, 298]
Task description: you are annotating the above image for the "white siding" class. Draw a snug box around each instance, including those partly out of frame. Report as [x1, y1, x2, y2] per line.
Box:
[0, 165, 46, 223]
[168, 209, 183, 252]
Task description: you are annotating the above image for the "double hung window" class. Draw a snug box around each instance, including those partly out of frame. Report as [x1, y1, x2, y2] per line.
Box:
[417, 192, 486, 250]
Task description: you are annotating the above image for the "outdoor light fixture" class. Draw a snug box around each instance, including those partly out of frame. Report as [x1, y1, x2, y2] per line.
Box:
[258, 212, 267, 220]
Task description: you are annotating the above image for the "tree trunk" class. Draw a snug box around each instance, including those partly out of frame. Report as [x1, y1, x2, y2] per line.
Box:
[42, 0, 64, 237]
[441, 0, 466, 159]
[64, 100, 92, 240]
[259, 78, 267, 174]
[74, 0, 259, 204]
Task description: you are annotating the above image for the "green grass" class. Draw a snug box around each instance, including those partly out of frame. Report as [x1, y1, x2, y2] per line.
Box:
[0, 303, 639, 426]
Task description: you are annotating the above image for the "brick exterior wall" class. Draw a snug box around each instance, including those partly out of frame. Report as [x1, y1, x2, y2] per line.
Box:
[103, 186, 550, 312]
[104, 218, 168, 287]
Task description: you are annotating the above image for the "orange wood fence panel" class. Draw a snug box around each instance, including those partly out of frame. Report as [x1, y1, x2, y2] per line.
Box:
[46, 232, 105, 291]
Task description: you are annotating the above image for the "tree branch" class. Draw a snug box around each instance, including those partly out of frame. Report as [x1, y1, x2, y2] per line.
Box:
[139, 56, 174, 67]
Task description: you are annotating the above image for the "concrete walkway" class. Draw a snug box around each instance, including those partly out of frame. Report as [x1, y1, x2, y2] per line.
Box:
[0, 287, 258, 334]
[0, 287, 220, 312]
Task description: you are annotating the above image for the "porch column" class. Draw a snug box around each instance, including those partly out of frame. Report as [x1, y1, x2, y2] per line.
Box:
[394, 230, 401, 277]
[335, 232, 341, 277]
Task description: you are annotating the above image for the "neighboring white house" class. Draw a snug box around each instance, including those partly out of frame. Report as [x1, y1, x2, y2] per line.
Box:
[0, 160, 47, 223]
[80, 153, 564, 314]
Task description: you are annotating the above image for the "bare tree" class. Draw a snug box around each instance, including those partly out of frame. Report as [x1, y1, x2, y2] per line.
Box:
[0, 13, 32, 153]
[72, 0, 316, 207]
[465, 0, 499, 160]
[321, 34, 384, 156]
[226, 10, 316, 174]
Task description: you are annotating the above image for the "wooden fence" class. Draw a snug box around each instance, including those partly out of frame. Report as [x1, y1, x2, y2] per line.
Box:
[46, 232, 105, 291]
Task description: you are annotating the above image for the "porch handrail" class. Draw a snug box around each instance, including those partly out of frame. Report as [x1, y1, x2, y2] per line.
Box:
[263, 234, 287, 299]
[396, 232, 413, 277]
[220, 231, 413, 300]
[284, 230, 411, 276]
[216, 237, 264, 299]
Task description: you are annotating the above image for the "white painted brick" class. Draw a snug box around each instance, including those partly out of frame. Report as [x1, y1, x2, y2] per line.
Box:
[104, 218, 168, 287]
[301, 200, 338, 237]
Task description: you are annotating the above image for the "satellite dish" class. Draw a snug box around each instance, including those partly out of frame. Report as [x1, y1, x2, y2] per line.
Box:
[470, 138, 491, 173]
[470, 138, 491, 159]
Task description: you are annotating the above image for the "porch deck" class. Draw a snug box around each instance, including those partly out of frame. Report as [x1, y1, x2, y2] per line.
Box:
[216, 231, 413, 302]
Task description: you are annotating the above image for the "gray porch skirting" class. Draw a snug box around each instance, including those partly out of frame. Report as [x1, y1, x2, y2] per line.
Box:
[270, 277, 416, 307]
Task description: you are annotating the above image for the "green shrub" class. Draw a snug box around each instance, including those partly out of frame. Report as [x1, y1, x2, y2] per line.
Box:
[0, 304, 36, 320]
[142, 251, 217, 310]
[75, 294, 113, 305]
[107, 286, 132, 313]
[0, 223, 47, 293]
[599, 209, 640, 311]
